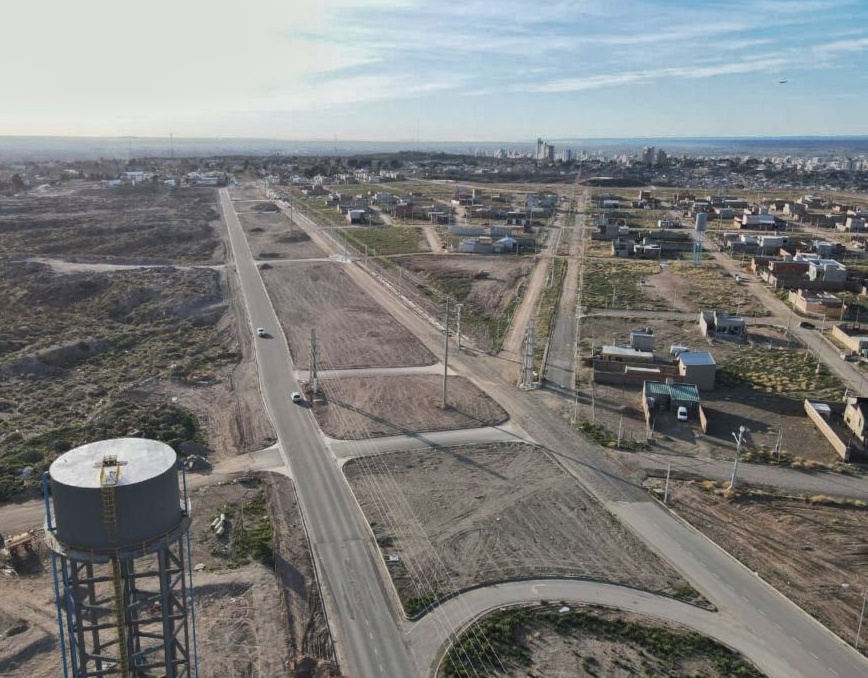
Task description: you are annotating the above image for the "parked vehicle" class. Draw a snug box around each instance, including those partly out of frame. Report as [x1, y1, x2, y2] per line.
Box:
[677, 406, 689, 422]
[291, 391, 304, 403]
[799, 321, 816, 330]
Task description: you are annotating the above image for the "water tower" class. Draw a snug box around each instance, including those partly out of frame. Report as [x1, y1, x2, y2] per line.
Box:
[43, 438, 199, 678]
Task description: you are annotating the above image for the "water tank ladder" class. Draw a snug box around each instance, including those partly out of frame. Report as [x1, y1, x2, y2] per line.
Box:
[98, 455, 130, 678]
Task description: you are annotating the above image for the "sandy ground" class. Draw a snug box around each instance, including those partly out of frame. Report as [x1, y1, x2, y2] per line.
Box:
[312, 374, 508, 439]
[345, 443, 697, 611]
[262, 261, 436, 370]
[665, 480, 868, 655]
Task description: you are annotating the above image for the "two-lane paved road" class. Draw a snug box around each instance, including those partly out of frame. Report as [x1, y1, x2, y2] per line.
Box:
[218, 189, 417, 677]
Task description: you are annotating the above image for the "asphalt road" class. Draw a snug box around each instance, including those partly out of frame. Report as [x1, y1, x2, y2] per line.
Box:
[218, 190, 417, 677]
[410, 579, 765, 675]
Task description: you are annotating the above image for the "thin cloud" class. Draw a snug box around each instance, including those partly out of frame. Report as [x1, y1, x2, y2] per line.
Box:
[531, 57, 792, 93]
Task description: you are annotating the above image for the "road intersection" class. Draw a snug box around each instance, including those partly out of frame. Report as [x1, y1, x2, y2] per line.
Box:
[220, 187, 868, 677]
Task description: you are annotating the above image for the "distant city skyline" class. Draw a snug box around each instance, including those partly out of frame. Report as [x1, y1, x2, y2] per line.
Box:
[3, 1, 867, 140]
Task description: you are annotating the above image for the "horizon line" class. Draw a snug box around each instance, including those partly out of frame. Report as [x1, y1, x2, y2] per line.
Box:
[2, 133, 868, 144]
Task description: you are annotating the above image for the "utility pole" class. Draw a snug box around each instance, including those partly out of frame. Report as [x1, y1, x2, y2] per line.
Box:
[520, 321, 536, 389]
[664, 462, 671, 505]
[455, 303, 463, 350]
[442, 299, 450, 409]
[309, 329, 319, 398]
[729, 425, 748, 491]
[617, 414, 624, 448]
[858, 586, 867, 650]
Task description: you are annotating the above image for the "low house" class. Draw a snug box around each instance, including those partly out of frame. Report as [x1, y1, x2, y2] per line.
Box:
[643, 380, 701, 418]
[630, 330, 655, 351]
[612, 237, 635, 257]
[699, 310, 747, 342]
[789, 289, 843, 319]
[677, 351, 716, 391]
[830, 325, 868, 356]
[844, 397, 868, 443]
[807, 259, 846, 284]
[737, 213, 778, 229]
[601, 345, 655, 364]
[839, 217, 867, 233]
[347, 209, 366, 224]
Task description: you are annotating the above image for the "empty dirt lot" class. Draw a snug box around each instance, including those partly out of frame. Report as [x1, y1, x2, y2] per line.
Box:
[236, 201, 325, 261]
[395, 254, 535, 352]
[262, 261, 436, 370]
[344, 443, 700, 614]
[666, 480, 868, 654]
[312, 374, 508, 439]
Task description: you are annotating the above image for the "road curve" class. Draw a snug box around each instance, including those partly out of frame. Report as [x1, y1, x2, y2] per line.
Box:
[410, 579, 761, 676]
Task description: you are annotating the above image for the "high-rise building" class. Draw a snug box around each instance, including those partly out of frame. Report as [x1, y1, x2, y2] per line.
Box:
[536, 138, 555, 161]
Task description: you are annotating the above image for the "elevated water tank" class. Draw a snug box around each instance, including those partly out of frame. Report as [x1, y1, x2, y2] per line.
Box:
[49, 437, 182, 551]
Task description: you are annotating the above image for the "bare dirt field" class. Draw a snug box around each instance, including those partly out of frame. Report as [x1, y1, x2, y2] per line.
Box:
[312, 375, 507, 439]
[262, 261, 436, 370]
[1, 473, 334, 678]
[344, 443, 700, 615]
[643, 263, 769, 317]
[394, 254, 535, 352]
[583, 258, 768, 317]
[664, 480, 868, 654]
[236, 201, 325, 261]
[0, 182, 223, 264]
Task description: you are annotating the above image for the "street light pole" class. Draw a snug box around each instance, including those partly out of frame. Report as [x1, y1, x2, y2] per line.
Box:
[842, 583, 867, 650]
[858, 586, 867, 650]
[729, 425, 747, 491]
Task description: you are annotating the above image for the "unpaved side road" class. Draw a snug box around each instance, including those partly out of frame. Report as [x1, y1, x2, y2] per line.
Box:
[543, 187, 588, 389]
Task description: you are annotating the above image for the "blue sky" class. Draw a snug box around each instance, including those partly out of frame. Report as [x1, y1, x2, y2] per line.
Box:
[2, 0, 866, 140]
